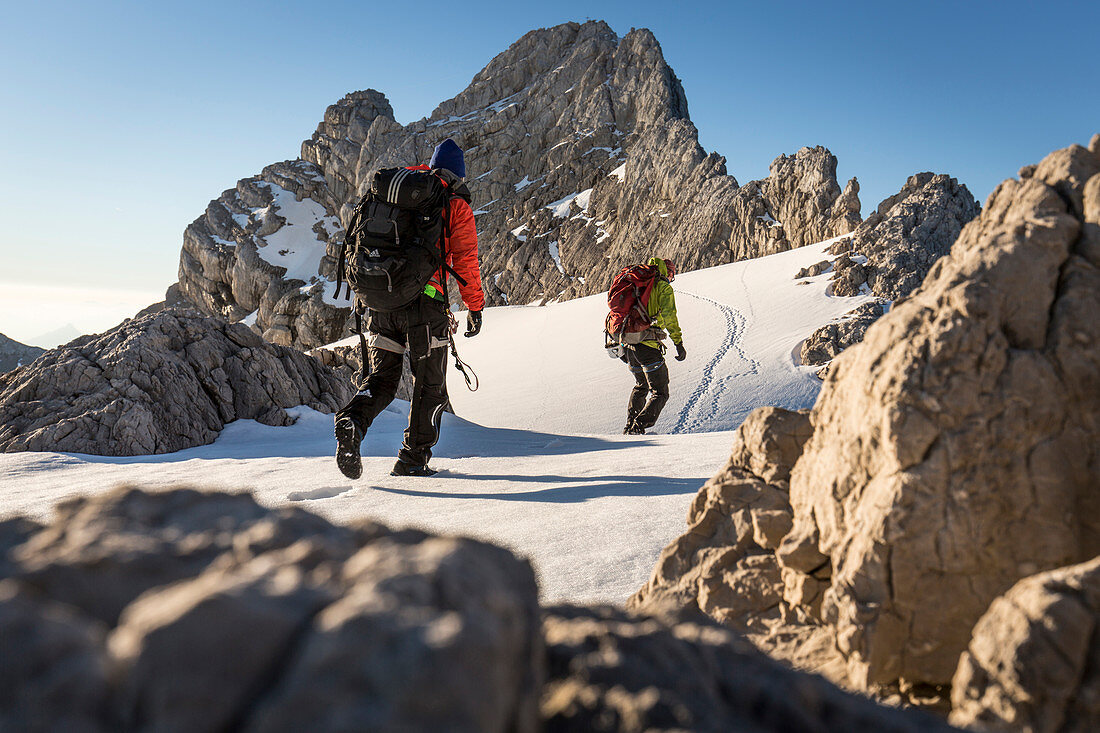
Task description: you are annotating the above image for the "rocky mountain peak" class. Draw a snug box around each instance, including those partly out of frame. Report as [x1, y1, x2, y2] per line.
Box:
[830, 171, 979, 299]
[177, 21, 863, 350]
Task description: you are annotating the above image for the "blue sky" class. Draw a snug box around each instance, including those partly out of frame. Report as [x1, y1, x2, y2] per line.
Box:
[1, 0, 1098, 345]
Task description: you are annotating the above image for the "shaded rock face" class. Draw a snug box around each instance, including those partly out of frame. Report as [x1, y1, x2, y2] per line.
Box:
[831, 172, 980, 300]
[799, 301, 887, 368]
[178, 21, 860, 348]
[542, 604, 955, 732]
[780, 137, 1100, 689]
[0, 486, 543, 733]
[792, 174, 979, 374]
[0, 332, 44, 374]
[0, 308, 351, 456]
[950, 557, 1100, 732]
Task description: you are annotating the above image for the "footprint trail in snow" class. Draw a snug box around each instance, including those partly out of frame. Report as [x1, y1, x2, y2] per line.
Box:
[671, 290, 761, 434]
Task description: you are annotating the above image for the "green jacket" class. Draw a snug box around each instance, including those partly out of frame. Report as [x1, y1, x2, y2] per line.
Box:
[643, 257, 682, 349]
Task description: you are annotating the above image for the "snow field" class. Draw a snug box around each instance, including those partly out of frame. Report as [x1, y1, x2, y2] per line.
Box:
[447, 235, 872, 434]
[0, 237, 869, 604]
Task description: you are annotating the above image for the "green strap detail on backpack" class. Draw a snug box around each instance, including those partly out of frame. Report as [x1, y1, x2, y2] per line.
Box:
[424, 284, 444, 301]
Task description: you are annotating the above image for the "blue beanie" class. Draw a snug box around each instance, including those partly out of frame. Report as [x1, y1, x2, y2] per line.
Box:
[429, 138, 465, 178]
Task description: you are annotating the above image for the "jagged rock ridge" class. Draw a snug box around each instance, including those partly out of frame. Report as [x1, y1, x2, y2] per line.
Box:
[177, 20, 862, 349]
[796, 172, 980, 373]
[0, 308, 350, 456]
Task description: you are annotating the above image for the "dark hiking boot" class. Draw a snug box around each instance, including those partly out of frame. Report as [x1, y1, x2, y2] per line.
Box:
[391, 460, 437, 477]
[625, 424, 646, 435]
[334, 417, 363, 480]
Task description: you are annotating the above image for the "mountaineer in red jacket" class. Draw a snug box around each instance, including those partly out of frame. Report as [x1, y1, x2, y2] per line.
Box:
[334, 139, 484, 478]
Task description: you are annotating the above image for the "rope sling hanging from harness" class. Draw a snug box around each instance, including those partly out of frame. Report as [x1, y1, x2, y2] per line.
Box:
[436, 193, 479, 393]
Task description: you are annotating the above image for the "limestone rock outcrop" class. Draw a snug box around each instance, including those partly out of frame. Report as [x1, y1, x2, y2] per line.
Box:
[631, 136, 1100, 710]
[627, 407, 844, 676]
[830, 172, 980, 299]
[176, 21, 862, 348]
[177, 159, 351, 349]
[543, 604, 955, 732]
[779, 137, 1100, 691]
[0, 333, 44, 374]
[950, 557, 1100, 732]
[0, 486, 543, 732]
[795, 174, 979, 373]
[0, 308, 350, 456]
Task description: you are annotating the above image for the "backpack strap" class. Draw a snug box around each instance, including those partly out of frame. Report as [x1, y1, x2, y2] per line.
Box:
[353, 298, 369, 382]
[436, 183, 469, 287]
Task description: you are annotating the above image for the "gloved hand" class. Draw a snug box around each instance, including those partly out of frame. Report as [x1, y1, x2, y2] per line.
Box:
[675, 342, 687, 361]
[464, 309, 483, 337]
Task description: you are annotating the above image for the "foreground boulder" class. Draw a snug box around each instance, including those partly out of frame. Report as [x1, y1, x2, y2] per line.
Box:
[631, 136, 1100, 710]
[628, 406, 846, 679]
[0, 486, 952, 732]
[780, 135, 1100, 690]
[0, 308, 351, 456]
[0, 486, 543, 732]
[950, 557, 1100, 732]
[543, 605, 954, 732]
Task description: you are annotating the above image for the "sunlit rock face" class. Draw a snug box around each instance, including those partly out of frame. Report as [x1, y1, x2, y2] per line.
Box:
[177, 21, 861, 349]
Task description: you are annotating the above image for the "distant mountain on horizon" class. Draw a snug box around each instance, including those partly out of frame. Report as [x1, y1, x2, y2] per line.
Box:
[26, 323, 83, 349]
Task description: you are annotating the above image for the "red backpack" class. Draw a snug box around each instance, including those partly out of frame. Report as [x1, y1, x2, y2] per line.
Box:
[605, 264, 659, 342]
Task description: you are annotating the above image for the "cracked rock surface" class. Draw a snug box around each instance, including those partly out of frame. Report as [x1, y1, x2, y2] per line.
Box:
[0, 308, 350, 456]
[950, 557, 1100, 732]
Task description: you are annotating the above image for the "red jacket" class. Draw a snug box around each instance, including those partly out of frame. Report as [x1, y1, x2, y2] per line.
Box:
[408, 165, 484, 312]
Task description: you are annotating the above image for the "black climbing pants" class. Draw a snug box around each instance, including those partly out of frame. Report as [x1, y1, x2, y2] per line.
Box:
[624, 343, 670, 430]
[336, 295, 450, 467]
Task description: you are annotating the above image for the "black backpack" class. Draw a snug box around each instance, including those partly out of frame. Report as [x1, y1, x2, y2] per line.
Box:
[337, 167, 453, 312]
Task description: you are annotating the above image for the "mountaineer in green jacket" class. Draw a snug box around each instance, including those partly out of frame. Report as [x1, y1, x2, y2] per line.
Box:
[617, 257, 686, 435]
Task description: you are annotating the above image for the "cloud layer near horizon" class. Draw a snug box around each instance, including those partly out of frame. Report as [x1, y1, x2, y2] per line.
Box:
[0, 282, 163, 348]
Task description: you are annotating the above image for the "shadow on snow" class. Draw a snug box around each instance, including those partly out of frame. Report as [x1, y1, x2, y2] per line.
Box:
[67, 406, 656, 464]
[370, 474, 703, 503]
